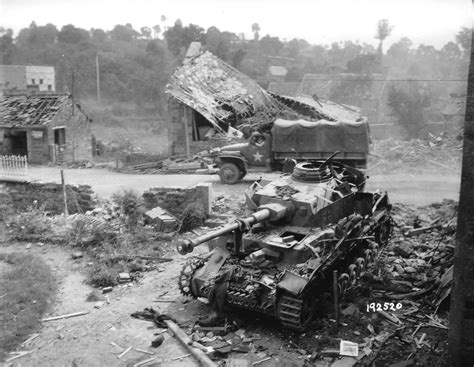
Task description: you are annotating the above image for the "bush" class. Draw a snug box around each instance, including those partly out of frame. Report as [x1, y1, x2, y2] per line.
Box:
[111, 189, 143, 231]
[179, 203, 207, 232]
[7, 204, 52, 241]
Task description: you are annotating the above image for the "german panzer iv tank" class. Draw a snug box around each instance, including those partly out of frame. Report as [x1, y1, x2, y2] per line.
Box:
[177, 159, 392, 330]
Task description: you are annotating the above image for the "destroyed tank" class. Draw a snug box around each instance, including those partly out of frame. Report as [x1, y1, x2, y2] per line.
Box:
[177, 159, 392, 330]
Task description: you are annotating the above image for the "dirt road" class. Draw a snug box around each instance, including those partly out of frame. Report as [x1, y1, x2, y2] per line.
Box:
[28, 167, 460, 206]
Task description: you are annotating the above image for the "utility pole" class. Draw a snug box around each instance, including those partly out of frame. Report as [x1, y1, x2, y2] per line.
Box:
[96, 54, 101, 104]
[71, 70, 75, 115]
[448, 27, 474, 366]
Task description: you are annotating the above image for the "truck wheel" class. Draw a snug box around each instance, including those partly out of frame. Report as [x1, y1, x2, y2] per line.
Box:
[219, 163, 240, 184]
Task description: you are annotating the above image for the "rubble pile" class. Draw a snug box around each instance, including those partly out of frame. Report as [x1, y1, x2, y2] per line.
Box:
[375, 200, 456, 306]
[369, 132, 463, 173]
[120, 149, 221, 175]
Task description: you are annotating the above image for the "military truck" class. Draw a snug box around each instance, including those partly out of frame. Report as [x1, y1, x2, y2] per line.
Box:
[217, 118, 370, 184]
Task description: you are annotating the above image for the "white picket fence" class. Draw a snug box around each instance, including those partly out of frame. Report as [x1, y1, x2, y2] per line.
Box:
[0, 155, 30, 182]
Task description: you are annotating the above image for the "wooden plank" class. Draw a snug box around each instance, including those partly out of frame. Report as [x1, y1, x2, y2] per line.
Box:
[164, 320, 217, 367]
[42, 311, 89, 322]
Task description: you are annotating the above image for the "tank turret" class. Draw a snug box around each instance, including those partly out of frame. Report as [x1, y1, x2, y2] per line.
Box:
[177, 160, 392, 330]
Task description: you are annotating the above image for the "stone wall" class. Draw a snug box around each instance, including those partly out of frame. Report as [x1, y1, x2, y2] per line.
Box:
[0, 181, 97, 219]
[142, 183, 212, 217]
[49, 99, 92, 163]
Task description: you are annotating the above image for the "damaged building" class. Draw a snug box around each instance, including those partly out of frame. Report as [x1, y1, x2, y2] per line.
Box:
[166, 43, 366, 157]
[166, 42, 282, 156]
[0, 93, 93, 164]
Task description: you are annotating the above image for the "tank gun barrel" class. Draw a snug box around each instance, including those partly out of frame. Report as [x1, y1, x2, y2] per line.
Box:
[177, 204, 288, 255]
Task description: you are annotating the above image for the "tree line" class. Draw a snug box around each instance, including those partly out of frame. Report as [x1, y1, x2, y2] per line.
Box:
[0, 19, 470, 122]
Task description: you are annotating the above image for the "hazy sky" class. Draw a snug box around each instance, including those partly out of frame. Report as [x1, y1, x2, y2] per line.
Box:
[1, 0, 472, 48]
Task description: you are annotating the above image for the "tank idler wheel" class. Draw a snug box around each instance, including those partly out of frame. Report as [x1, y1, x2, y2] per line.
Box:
[356, 258, 366, 277]
[348, 264, 358, 286]
[364, 249, 373, 265]
[337, 273, 350, 299]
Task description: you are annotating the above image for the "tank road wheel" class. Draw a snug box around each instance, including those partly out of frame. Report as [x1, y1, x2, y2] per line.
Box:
[364, 249, 373, 265]
[219, 163, 241, 184]
[356, 258, 366, 277]
[369, 241, 380, 254]
[277, 292, 316, 331]
[348, 264, 358, 286]
[375, 216, 392, 247]
[337, 273, 350, 299]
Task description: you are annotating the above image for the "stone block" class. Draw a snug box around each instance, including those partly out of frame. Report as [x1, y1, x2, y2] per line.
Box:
[195, 182, 212, 215]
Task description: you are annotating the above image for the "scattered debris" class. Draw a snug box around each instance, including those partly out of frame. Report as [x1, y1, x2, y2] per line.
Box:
[252, 357, 272, 365]
[102, 287, 113, 294]
[151, 335, 164, 348]
[5, 351, 32, 363]
[133, 357, 156, 367]
[110, 341, 124, 353]
[21, 333, 39, 347]
[118, 272, 131, 283]
[86, 290, 105, 302]
[42, 311, 89, 322]
[118, 346, 132, 359]
[71, 251, 84, 259]
[134, 348, 154, 355]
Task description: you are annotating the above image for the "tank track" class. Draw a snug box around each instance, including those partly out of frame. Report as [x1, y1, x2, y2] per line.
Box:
[178, 257, 206, 297]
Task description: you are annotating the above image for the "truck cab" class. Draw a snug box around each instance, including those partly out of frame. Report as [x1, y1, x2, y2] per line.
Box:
[217, 132, 271, 184]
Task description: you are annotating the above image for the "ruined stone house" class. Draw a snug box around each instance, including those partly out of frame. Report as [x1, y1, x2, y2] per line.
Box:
[0, 93, 92, 164]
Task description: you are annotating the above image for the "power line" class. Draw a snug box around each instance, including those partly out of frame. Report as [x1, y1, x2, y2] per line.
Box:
[303, 79, 467, 82]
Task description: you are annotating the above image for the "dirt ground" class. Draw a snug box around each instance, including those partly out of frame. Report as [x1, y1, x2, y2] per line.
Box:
[27, 167, 460, 206]
[0, 242, 214, 367]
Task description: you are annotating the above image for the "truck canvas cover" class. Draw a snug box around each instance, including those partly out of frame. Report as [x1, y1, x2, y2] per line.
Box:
[271, 118, 369, 153]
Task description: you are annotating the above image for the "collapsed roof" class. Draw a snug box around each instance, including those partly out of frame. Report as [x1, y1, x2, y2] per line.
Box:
[166, 49, 279, 132]
[0, 94, 89, 128]
[166, 45, 365, 134]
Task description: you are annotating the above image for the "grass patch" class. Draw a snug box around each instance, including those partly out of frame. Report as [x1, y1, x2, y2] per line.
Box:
[85, 229, 166, 287]
[0, 253, 56, 361]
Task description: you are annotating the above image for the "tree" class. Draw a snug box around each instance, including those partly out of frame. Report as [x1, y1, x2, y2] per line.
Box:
[17, 22, 58, 46]
[259, 35, 283, 55]
[91, 28, 107, 43]
[152, 25, 161, 39]
[456, 27, 471, 56]
[346, 53, 379, 74]
[141, 27, 152, 39]
[387, 37, 413, 59]
[0, 28, 15, 64]
[57, 24, 90, 44]
[251, 23, 260, 41]
[375, 19, 394, 54]
[164, 20, 204, 56]
[387, 82, 431, 139]
[448, 27, 474, 366]
[109, 24, 139, 42]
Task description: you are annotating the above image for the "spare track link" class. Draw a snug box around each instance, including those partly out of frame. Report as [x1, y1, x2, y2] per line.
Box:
[178, 257, 206, 297]
[278, 294, 312, 331]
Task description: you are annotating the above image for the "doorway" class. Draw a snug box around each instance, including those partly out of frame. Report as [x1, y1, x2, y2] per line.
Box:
[2, 130, 28, 157]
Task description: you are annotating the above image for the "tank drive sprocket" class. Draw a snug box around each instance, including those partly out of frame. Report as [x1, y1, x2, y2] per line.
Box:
[178, 257, 206, 297]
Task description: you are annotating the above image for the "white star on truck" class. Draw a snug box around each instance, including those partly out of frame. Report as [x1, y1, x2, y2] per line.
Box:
[253, 151, 263, 162]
